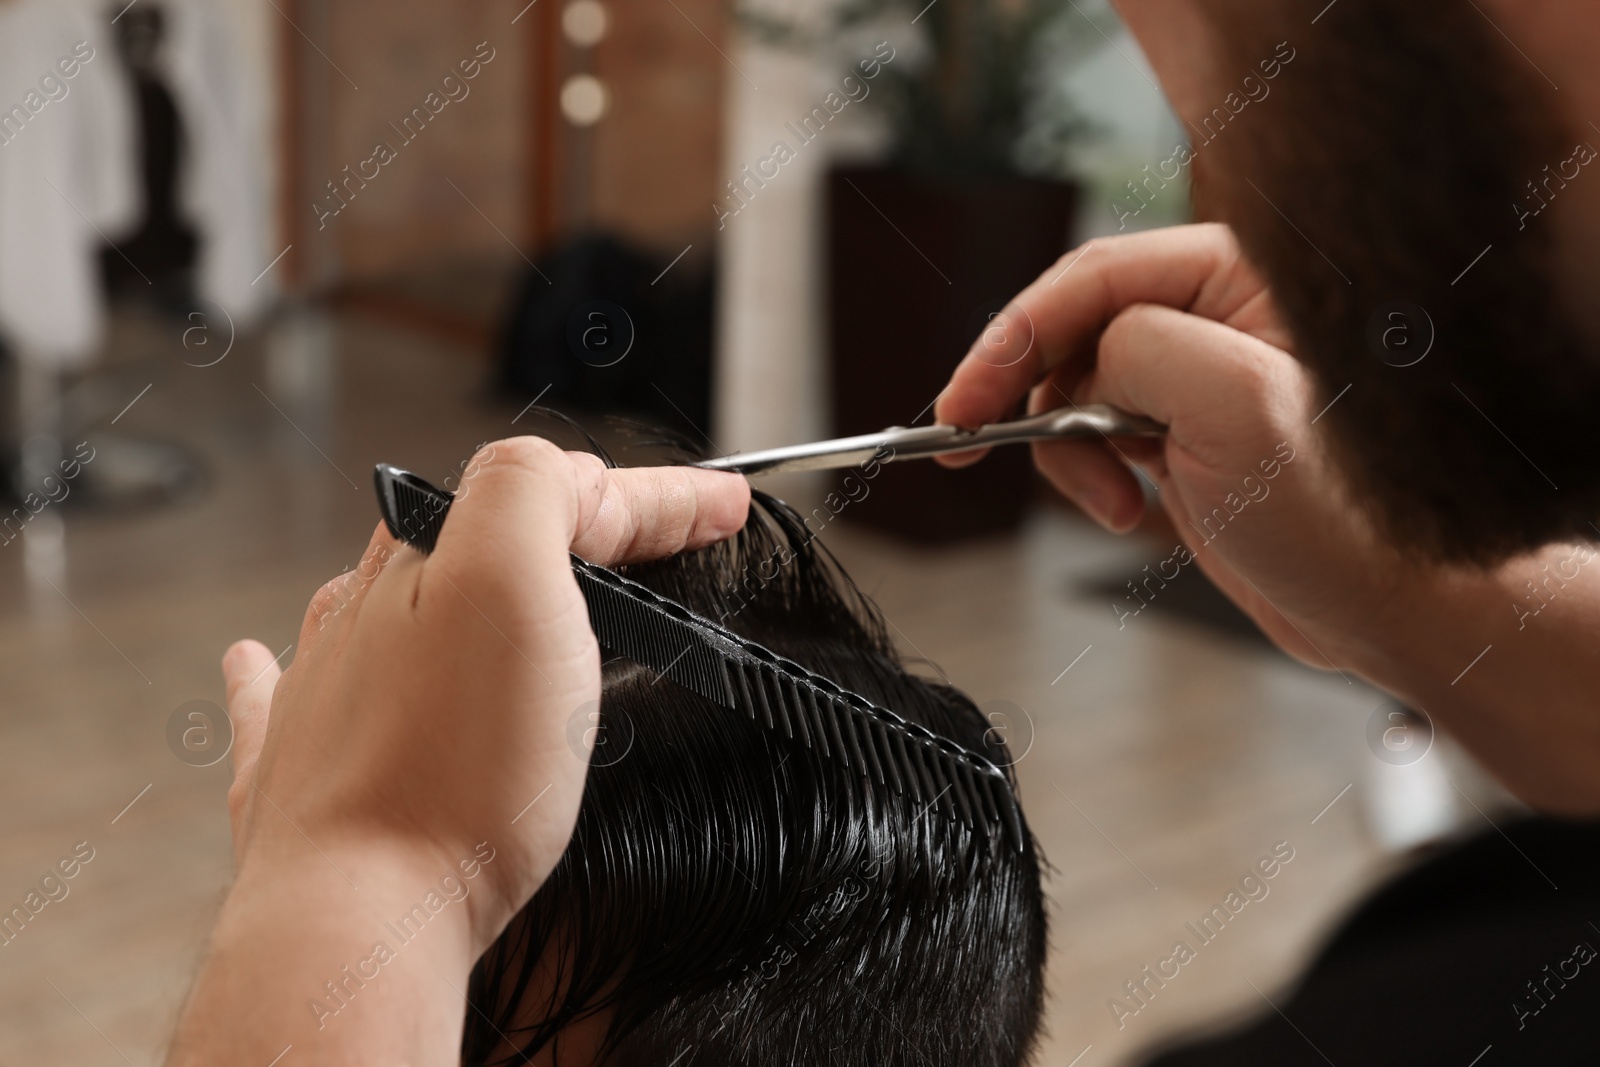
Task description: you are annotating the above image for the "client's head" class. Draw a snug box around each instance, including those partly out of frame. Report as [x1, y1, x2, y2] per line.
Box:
[462, 481, 1048, 1066]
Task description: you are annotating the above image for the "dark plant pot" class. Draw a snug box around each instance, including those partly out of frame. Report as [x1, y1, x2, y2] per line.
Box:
[826, 165, 1078, 544]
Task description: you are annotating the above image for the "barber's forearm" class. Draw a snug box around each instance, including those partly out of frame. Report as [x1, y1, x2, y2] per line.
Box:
[1353, 543, 1600, 814]
[166, 840, 478, 1066]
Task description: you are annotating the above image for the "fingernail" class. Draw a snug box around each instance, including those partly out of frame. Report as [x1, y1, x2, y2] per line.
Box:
[221, 641, 255, 676]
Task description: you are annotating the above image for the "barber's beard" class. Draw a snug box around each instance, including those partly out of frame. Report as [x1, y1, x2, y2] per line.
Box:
[1195, 0, 1600, 565]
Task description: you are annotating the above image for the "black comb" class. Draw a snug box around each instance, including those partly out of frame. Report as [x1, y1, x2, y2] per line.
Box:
[374, 463, 1023, 850]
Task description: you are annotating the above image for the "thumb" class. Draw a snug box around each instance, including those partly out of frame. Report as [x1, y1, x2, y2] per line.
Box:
[222, 639, 282, 789]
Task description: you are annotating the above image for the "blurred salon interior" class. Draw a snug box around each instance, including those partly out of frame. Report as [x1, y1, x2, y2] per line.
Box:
[0, 0, 1525, 1063]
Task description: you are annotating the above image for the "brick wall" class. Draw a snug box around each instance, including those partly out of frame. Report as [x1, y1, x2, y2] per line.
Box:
[284, 0, 726, 287]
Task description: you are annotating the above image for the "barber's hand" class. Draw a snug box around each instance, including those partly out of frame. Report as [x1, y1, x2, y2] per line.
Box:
[937, 223, 1405, 669]
[217, 439, 750, 955]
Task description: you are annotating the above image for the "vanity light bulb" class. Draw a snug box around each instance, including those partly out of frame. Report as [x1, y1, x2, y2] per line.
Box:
[560, 74, 608, 126]
[562, 0, 609, 47]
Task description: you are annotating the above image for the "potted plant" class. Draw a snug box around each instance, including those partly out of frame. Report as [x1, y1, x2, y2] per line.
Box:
[744, 0, 1108, 543]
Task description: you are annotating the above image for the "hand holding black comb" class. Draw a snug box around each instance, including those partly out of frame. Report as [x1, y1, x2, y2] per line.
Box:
[373, 463, 1023, 850]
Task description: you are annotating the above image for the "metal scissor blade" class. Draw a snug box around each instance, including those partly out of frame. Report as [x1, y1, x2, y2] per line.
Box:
[694, 425, 956, 476]
[694, 404, 1165, 477]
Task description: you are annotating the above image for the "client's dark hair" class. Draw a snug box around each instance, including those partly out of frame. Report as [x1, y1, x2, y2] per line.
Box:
[461, 440, 1048, 1066]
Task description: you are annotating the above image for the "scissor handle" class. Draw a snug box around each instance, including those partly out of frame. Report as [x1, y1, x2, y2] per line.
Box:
[893, 406, 1166, 459]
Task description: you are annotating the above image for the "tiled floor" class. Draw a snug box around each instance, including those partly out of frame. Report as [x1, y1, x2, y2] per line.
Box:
[0, 308, 1497, 1065]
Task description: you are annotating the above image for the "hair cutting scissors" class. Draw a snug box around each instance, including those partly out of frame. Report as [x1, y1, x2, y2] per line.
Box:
[694, 404, 1166, 476]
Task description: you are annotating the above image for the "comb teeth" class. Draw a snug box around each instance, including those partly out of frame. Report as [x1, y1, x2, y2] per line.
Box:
[576, 565, 733, 703]
[372, 463, 1024, 852]
[585, 560, 1025, 850]
[781, 674, 812, 749]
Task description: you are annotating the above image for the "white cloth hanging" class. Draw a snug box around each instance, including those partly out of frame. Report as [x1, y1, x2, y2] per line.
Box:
[0, 0, 137, 369]
[0, 0, 276, 371]
[163, 0, 277, 325]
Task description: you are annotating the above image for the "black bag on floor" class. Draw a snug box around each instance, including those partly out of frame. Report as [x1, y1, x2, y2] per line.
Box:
[495, 233, 714, 436]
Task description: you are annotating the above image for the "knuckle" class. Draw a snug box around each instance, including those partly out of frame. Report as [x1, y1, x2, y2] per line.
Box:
[611, 468, 696, 561]
[462, 437, 574, 515]
[1196, 220, 1238, 248]
[303, 575, 351, 631]
[634, 476, 691, 556]
[1044, 241, 1093, 279]
[226, 779, 248, 819]
[1232, 347, 1286, 406]
[566, 450, 610, 496]
[1099, 303, 1155, 354]
[481, 435, 564, 474]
